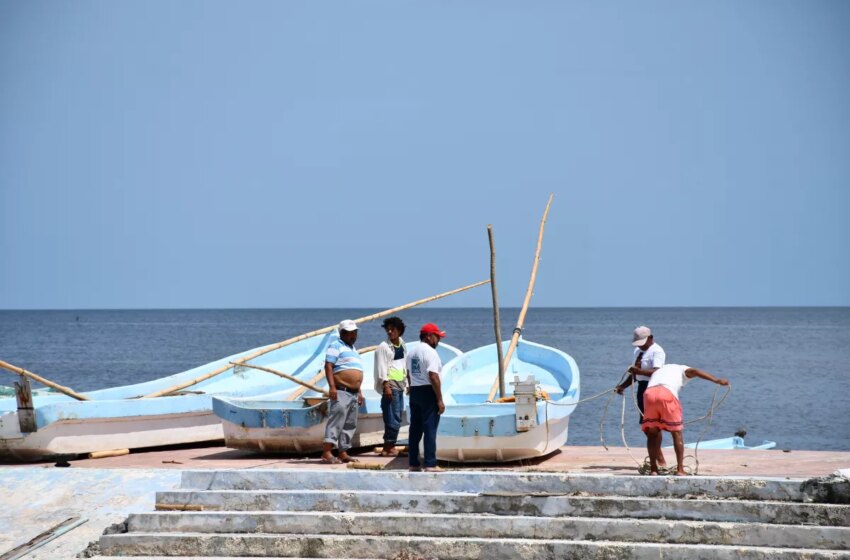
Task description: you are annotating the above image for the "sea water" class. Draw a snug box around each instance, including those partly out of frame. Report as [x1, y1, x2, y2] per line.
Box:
[1, 307, 848, 451]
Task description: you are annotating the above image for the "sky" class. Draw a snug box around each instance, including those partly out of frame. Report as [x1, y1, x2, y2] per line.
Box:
[1, 1, 848, 309]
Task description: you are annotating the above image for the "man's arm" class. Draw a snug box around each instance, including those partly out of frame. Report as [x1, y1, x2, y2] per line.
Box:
[429, 371, 445, 414]
[685, 367, 729, 386]
[374, 344, 393, 399]
[629, 365, 659, 377]
[324, 362, 338, 400]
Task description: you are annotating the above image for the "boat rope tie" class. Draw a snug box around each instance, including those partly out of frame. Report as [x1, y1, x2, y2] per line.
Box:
[512, 327, 523, 336]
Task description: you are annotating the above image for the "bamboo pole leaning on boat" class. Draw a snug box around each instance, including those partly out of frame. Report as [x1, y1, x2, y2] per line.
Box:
[232, 362, 329, 397]
[144, 281, 490, 398]
[487, 194, 554, 402]
[488, 225, 506, 399]
[286, 345, 377, 401]
[233, 345, 380, 400]
[0, 359, 90, 401]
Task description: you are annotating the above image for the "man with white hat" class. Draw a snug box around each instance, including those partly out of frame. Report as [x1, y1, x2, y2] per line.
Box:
[616, 325, 668, 466]
[320, 320, 364, 464]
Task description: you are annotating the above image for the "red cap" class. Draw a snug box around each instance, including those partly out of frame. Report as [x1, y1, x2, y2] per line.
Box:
[420, 323, 446, 338]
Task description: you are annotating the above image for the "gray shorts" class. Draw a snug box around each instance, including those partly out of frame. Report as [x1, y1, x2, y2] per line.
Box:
[323, 389, 359, 451]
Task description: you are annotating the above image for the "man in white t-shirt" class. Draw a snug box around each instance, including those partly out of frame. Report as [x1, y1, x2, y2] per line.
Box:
[642, 364, 729, 475]
[405, 322, 446, 472]
[616, 326, 668, 466]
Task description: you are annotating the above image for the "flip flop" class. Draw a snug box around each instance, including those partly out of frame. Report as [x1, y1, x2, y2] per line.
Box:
[320, 456, 342, 464]
[340, 456, 360, 464]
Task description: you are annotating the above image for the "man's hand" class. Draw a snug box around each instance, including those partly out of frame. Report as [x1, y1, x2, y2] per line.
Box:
[716, 378, 730, 386]
[358, 391, 365, 406]
[615, 385, 624, 395]
[627, 366, 639, 375]
[383, 383, 393, 400]
[328, 387, 338, 401]
[437, 399, 445, 415]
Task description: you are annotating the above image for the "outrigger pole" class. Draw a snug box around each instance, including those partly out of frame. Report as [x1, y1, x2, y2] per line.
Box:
[487, 194, 554, 402]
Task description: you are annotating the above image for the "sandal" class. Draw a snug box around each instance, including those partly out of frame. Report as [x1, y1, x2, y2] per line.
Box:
[320, 456, 342, 464]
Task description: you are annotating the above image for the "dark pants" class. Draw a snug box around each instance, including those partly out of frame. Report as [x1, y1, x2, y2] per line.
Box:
[637, 380, 649, 424]
[381, 388, 404, 445]
[408, 385, 440, 468]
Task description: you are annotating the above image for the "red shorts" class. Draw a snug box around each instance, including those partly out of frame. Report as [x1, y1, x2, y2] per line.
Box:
[641, 386, 683, 433]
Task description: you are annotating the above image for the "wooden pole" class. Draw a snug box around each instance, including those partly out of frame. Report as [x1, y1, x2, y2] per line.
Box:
[0, 360, 90, 401]
[143, 280, 488, 398]
[487, 194, 554, 402]
[488, 225, 506, 399]
[232, 362, 329, 396]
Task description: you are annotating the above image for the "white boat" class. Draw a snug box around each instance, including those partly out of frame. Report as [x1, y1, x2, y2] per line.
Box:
[436, 338, 580, 463]
[0, 333, 334, 461]
[213, 342, 463, 454]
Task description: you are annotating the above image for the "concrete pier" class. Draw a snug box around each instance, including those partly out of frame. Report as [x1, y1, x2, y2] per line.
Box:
[1, 445, 848, 559]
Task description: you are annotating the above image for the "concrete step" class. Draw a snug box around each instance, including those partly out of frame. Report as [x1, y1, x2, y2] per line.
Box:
[180, 469, 808, 501]
[99, 533, 850, 559]
[127, 511, 850, 550]
[154, 489, 850, 526]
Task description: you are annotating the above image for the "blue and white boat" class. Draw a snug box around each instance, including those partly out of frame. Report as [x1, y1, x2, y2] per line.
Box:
[213, 342, 463, 454]
[436, 338, 580, 463]
[0, 332, 334, 461]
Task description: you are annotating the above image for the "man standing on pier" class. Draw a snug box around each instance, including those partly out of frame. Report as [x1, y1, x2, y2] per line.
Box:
[321, 320, 364, 464]
[406, 323, 446, 472]
[616, 326, 668, 467]
[373, 316, 408, 457]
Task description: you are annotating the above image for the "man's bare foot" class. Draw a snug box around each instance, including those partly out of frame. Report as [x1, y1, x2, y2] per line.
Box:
[424, 466, 445, 472]
[320, 453, 340, 464]
[649, 470, 659, 476]
[338, 452, 358, 463]
[675, 469, 688, 476]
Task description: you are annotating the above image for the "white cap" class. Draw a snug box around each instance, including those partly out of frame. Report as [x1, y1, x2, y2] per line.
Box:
[338, 319, 358, 332]
[632, 326, 652, 347]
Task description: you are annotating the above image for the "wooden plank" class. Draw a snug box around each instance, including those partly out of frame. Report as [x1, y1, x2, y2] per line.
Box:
[0, 516, 87, 560]
[13, 375, 36, 433]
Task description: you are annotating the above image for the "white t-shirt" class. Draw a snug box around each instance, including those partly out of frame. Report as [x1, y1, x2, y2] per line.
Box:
[647, 364, 690, 398]
[407, 343, 442, 387]
[632, 343, 666, 381]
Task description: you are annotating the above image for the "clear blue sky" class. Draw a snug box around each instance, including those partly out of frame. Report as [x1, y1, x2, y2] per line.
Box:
[1, 1, 848, 309]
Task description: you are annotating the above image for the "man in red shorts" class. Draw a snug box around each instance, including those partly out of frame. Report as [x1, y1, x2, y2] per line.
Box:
[642, 364, 730, 475]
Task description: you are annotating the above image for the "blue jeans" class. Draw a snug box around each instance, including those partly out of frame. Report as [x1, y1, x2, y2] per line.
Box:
[408, 385, 440, 468]
[381, 388, 404, 445]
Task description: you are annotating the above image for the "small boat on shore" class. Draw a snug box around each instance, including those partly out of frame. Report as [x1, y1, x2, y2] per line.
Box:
[666, 435, 777, 450]
[213, 342, 463, 454]
[0, 333, 334, 461]
[436, 338, 580, 463]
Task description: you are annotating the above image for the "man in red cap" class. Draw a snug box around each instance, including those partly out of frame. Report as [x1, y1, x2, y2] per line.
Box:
[405, 323, 447, 472]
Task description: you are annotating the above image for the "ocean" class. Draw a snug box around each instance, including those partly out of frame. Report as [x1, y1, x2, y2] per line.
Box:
[1, 307, 848, 451]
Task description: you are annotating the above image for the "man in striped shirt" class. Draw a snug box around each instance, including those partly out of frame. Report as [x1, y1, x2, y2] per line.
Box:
[321, 320, 364, 464]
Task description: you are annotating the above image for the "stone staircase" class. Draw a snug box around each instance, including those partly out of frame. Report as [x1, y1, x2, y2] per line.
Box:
[96, 469, 850, 559]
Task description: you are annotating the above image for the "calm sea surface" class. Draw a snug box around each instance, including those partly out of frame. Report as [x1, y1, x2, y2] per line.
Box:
[1, 308, 848, 451]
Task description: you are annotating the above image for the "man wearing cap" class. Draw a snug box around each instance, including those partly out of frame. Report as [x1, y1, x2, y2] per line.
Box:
[320, 320, 364, 464]
[406, 323, 447, 472]
[616, 326, 668, 466]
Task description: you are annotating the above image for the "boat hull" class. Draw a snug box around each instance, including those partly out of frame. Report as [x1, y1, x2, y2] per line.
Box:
[220, 409, 408, 454]
[437, 413, 569, 462]
[0, 410, 223, 461]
